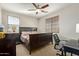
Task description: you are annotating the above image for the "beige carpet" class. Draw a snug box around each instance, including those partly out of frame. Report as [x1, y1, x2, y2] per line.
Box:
[16, 44, 57, 56]
[16, 43, 78, 56]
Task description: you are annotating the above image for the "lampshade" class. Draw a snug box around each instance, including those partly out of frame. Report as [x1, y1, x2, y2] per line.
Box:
[76, 24, 79, 33]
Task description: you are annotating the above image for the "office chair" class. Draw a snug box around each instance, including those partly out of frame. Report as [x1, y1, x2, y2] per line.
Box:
[53, 34, 67, 56]
[53, 34, 60, 49]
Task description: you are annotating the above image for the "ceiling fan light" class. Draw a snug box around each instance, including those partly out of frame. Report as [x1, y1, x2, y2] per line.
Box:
[37, 9, 40, 12]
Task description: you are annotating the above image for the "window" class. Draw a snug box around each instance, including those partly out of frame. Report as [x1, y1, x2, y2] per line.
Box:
[76, 24, 79, 33]
[8, 16, 19, 33]
[8, 16, 19, 25]
[46, 16, 59, 33]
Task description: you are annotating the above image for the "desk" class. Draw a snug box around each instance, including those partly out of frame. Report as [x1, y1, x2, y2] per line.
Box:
[63, 45, 79, 56]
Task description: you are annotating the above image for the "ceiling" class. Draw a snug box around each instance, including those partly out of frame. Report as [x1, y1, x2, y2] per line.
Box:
[0, 3, 71, 18]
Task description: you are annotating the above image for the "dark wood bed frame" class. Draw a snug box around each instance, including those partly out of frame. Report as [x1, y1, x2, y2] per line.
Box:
[19, 27, 53, 55]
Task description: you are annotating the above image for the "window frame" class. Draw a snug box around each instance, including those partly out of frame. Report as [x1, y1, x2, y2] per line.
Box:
[8, 15, 20, 25]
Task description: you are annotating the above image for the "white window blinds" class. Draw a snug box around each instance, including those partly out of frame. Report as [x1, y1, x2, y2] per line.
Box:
[46, 16, 59, 33]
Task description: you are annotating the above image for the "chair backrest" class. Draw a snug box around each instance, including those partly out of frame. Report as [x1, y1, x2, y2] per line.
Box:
[53, 34, 60, 45]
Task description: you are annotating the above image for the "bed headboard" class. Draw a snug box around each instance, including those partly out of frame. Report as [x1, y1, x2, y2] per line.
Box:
[19, 27, 37, 32]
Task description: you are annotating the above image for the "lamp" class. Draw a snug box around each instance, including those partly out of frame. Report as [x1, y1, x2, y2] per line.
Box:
[12, 25, 16, 32]
[76, 24, 79, 33]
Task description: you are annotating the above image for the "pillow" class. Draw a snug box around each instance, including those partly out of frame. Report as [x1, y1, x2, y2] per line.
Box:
[21, 31, 31, 35]
[30, 31, 37, 34]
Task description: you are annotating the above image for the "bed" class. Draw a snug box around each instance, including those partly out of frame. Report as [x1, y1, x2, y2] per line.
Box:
[19, 27, 53, 54]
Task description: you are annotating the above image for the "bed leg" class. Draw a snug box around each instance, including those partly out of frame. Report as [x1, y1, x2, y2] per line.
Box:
[29, 47, 31, 55]
[29, 50, 31, 55]
[29, 52, 31, 55]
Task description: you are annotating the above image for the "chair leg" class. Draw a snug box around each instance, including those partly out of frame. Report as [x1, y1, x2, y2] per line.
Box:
[56, 50, 64, 56]
[64, 51, 66, 56]
[56, 53, 61, 56]
[61, 50, 64, 56]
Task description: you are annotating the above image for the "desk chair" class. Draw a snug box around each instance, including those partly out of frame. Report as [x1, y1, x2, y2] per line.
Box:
[53, 34, 60, 49]
[53, 34, 67, 56]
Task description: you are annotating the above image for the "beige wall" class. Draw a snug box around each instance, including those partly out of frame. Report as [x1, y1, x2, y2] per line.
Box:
[2, 10, 38, 32]
[38, 4, 79, 39]
[1, 4, 79, 39]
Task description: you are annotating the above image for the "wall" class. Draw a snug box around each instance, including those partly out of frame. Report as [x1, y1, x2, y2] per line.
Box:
[38, 4, 79, 39]
[2, 10, 38, 32]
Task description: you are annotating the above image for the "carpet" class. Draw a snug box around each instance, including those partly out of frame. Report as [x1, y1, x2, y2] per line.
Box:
[16, 44, 57, 56]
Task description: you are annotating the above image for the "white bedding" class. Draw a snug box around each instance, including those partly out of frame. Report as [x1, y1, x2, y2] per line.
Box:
[20, 31, 37, 43]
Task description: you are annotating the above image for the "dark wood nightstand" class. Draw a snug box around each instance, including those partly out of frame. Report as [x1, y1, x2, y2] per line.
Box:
[0, 33, 19, 56]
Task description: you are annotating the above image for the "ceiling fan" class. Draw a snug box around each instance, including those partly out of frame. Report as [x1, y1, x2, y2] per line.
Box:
[28, 3, 49, 14]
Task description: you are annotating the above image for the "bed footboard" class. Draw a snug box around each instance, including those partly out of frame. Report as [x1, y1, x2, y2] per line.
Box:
[29, 33, 53, 54]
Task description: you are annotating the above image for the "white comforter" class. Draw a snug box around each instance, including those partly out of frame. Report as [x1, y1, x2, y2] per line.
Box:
[20, 31, 38, 43]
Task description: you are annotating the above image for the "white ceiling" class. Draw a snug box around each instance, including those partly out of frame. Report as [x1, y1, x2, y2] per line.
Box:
[0, 3, 71, 18]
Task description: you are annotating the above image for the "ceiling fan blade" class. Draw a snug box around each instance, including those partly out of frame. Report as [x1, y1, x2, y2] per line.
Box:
[41, 10, 48, 13]
[41, 4, 49, 9]
[32, 3, 38, 9]
[28, 9, 36, 11]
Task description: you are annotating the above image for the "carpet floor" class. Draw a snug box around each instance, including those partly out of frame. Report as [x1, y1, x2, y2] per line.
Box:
[16, 43, 57, 56]
[16, 44, 77, 56]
